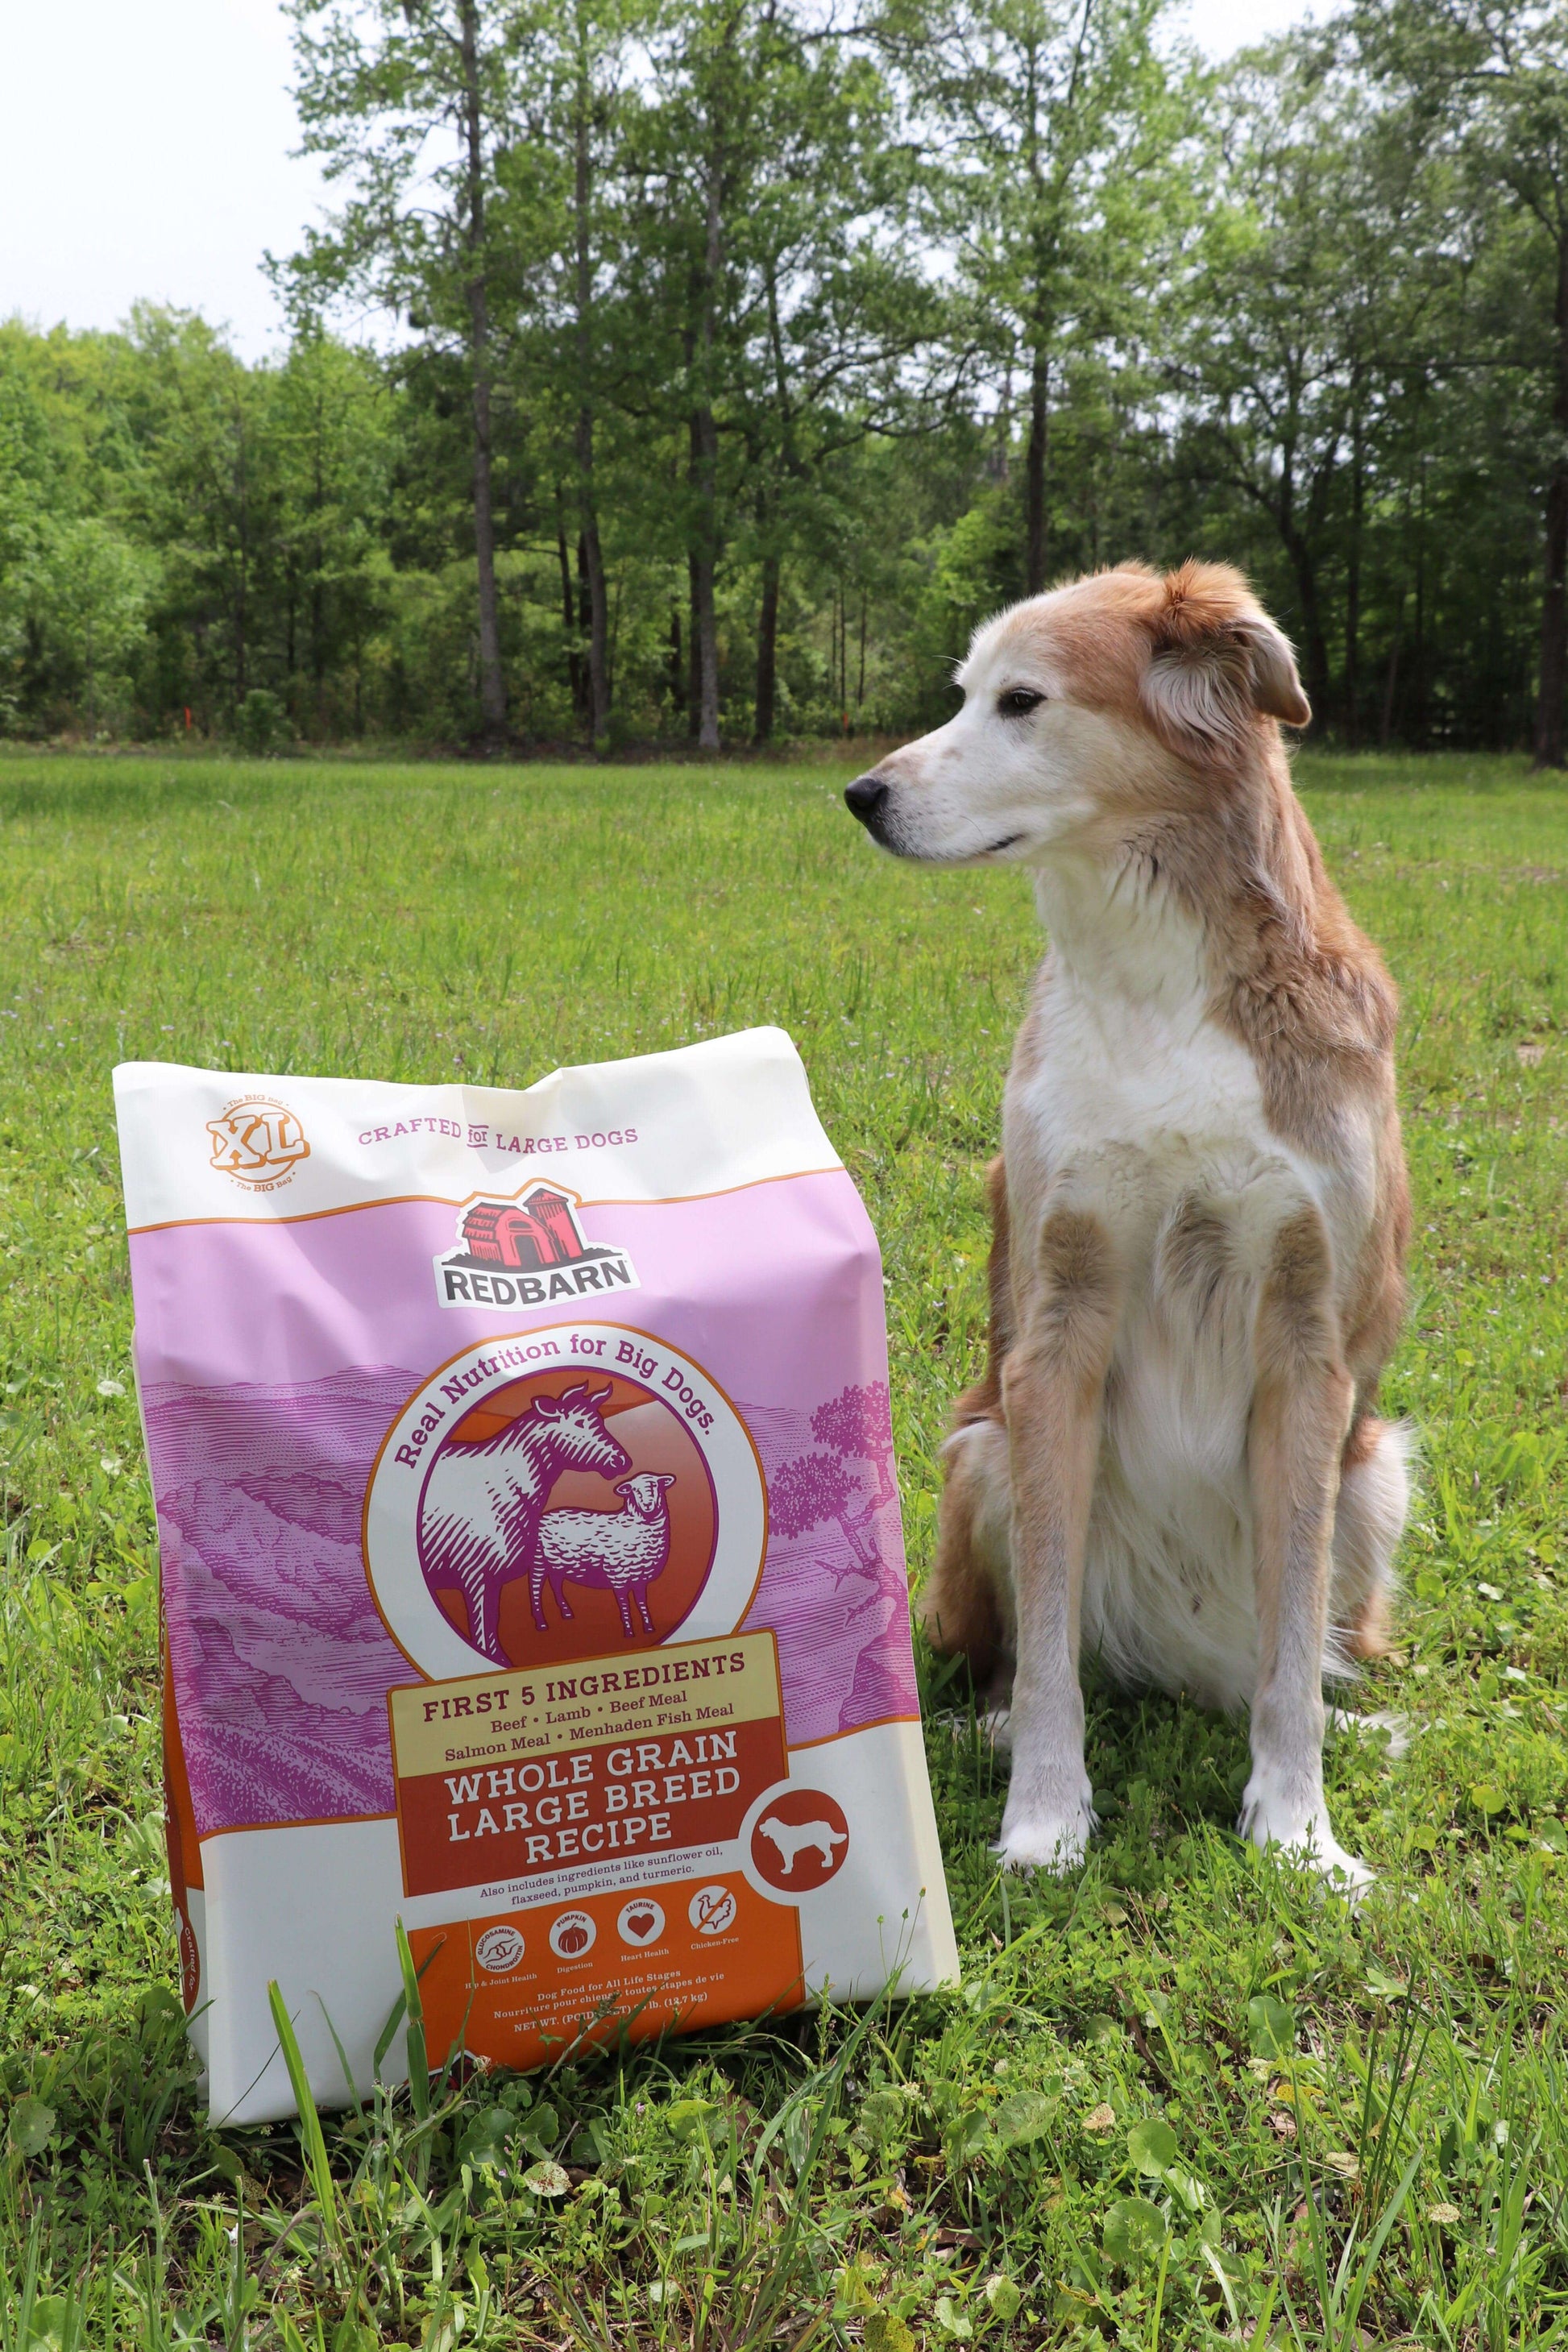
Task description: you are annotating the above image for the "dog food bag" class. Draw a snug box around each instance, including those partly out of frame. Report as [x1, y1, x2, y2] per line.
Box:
[114, 1027, 957, 2122]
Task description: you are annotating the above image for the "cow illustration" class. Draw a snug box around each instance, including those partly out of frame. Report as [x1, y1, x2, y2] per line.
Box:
[757, 1816, 848, 1875]
[418, 1383, 629, 1663]
[531, 1472, 676, 1638]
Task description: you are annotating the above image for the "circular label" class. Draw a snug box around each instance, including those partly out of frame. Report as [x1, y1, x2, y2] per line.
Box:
[475, 1923, 525, 1973]
[688, 1884, 737, 1937]
[205, 1096, 310, 1192]
[363, 1324, 767, 1678]
[617, 1898, 666, 1948]
[749, 1789, 850, 1893]
[549, 1909, 597, 1960]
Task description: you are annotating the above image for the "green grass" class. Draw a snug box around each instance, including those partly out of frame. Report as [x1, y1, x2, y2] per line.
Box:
[2, 747, 1566, 2349]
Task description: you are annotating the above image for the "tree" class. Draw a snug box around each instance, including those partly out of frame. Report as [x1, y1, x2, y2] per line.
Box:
[0, 336, 53, 729]
[281, 0, 525, 741]
[1354, 0, 1568, 763]
[730, 30, 944, 740]
[770, 1450, 877, 1570]
[19, 518, 156, 734]
[558, 0, 624, 743]
[620, 0, 944, 746]
[894, 0, 1187, 595]
[512, 0, 641, 745]
[1168, 38, 1452, 724]
[623, 0, 761, 750]
[117, 306, 282, 724]
[272, 329, 394, 733]
[811, 1381, 897, 1514]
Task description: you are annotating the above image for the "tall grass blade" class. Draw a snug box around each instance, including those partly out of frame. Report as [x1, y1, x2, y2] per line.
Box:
[267, 1980, 343, 2272]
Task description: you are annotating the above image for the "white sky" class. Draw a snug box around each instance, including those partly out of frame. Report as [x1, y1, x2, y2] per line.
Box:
[2, 0, 1317, 363]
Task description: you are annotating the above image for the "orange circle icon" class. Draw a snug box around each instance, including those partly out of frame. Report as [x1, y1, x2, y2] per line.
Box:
[749, 1790, 850, 1893]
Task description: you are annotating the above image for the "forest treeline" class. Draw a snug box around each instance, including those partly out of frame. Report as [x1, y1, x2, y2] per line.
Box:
[2, 0, 1565, 757]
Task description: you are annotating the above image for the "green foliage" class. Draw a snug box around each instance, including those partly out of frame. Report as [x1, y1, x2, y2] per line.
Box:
[2, 751, 1568, 2343]
[16, 518, 156, 732]
[234, 689, 294, 756]
[2, 0, 1562, 752]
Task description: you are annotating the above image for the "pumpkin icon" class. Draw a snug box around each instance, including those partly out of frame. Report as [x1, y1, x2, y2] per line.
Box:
[549, 1910, 597, 1959]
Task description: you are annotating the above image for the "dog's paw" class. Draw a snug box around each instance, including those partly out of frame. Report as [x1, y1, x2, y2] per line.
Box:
[993, 1794, 1096, 1874]
[1238, 1795, 1374, 1902]
[978, 1706, 1014, 1754]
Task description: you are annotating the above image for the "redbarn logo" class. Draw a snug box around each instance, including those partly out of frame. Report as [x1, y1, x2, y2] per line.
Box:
[433, 1181, 640, 1311]
[206, 1097, 310, 1192]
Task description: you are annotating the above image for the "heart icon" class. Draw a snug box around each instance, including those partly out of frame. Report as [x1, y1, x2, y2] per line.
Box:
[626, 1908, 657, 1939]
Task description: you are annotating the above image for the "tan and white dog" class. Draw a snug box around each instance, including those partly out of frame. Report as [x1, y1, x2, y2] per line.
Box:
[845, 561, 1410, 1891]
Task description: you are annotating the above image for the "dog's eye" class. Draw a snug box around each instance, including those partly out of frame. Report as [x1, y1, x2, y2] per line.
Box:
[998, 688, 1045, 717]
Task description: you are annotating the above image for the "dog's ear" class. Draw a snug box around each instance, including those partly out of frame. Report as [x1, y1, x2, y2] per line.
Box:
[1141, 562, 1310, 762]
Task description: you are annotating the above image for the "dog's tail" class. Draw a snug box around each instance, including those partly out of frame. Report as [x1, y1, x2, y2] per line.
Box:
[1327, 1416, 1416, 1675]
[1328, 1707, 1411, 1761]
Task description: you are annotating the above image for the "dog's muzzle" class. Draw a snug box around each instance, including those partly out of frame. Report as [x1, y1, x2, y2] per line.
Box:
[844, 772, 891, 839]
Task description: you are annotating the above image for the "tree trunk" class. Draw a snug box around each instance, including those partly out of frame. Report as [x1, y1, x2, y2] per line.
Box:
[1280, 516, 1330, 725]
[1299, 567, 1332, 724]
[1025, 342, 1049, 595]
[232, 400, 248, 706]
[687, 545, 703, 740]
[578, 533, 598, 723]
[1537, 472, 1568, 767]
[311, 413, 326, 728]
[667, 604, 686, 722]
[458, 0, 506, 745]
[692, 463, 720, 749]
[1345, 406, 1363, 746]
[578, 504, 608, 744]
[556, 502, 585, 724]
[1379, 632, 1400, 748]
[689, 149, 724, 751]
[573, 64, 610, 747]
[754, 550, 779, 744]
[1413, 462, 1428, 747]
[1534, 234, 1568, 767]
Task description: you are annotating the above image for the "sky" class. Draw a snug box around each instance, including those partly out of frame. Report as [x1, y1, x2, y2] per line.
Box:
[2, 0, 1317, 363]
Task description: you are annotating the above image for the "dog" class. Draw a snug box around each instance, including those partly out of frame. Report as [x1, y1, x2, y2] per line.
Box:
[758, 1816, 848, 1873]
[845, 561, 1410, 1891]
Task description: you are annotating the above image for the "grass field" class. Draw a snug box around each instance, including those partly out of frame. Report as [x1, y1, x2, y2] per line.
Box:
[2, 747, 1566, 2350]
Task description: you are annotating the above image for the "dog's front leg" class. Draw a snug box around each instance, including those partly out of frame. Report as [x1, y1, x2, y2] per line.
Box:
[997, 1206, 1121, 1872]
[1242, 1209, 1371, 1892]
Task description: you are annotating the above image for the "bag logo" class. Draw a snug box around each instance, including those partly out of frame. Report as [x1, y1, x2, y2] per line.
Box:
[206, 1097, 310, 1193]
[433, 1182, 639, 1311]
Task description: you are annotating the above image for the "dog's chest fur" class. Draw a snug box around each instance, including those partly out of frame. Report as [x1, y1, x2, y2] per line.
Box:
[1002, 868, 1370, 1706]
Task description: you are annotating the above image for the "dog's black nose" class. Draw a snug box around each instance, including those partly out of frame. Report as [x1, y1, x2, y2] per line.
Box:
[844, 773, 890, 827]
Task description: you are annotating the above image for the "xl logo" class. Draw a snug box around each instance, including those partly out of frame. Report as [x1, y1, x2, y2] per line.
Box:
[206, 1097, 310, 1192]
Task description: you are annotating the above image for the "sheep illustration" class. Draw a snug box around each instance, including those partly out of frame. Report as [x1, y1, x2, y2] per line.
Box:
[531, 1471, 677, 1639]
[757, 1815, 848, 1875]
[417, 1383, 629, 1664]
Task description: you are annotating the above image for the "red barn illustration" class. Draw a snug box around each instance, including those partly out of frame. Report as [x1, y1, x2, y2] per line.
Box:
[457, 1187, 584, 1271]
